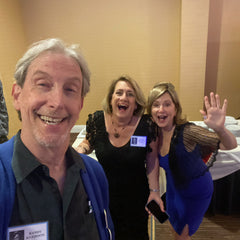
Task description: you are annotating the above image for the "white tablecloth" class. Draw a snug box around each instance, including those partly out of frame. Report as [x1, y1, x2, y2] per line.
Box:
[210, 145, 240, 180]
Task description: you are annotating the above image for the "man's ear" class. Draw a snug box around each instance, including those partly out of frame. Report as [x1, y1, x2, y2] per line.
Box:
[12, 83, 22, 110]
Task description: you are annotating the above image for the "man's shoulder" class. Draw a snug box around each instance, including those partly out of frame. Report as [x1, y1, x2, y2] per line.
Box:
[80, 154, 103, 173]
[79, 153, 108, 193]
[0, 137, 16, 240]
[0, 137, 14, 159]
[0, 137, 15, 181]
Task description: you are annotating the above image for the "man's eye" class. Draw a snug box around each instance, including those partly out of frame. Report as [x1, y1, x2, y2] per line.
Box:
[37, 81, 50, 88]
[66, 88, 75, 92]
[39, 83, 47, 87]
[65, 86, 80, 95]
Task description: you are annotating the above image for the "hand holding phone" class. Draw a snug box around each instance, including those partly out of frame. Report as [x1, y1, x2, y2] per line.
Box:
[146, 199, 169, 224]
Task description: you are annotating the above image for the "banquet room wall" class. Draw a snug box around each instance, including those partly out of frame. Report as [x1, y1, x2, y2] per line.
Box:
[205, 0, 240, 119]
[214, 0, 240, 118]
[0, 0, 240, 139]
[0, 0, 27, 139]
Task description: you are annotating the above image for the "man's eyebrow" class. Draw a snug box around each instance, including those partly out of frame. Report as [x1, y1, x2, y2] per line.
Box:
[67, 76, 82, 82]
[32, 70, 50, 77]
[32, 71, 81, 82]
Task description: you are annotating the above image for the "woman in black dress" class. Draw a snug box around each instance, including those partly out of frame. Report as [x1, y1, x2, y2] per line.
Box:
[75, 75, 159, 240]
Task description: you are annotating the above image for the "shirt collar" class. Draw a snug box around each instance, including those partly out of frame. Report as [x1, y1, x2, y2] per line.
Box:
[12, 131, 86, 184]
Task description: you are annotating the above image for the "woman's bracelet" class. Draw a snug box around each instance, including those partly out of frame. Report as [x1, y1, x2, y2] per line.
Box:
[149, 188, 160, 192]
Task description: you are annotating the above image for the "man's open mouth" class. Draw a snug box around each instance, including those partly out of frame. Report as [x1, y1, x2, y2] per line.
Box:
[39, 115, 64, 125]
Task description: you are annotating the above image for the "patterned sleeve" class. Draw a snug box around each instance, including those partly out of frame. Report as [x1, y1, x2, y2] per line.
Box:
[183, 123, 220, 159]
[85, 113, 96, 148]
[142, 114, 158, 153]
[85, 111, 104, 148]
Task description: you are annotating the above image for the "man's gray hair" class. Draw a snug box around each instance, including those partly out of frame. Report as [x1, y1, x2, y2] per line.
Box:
[14, 38, 90, 97]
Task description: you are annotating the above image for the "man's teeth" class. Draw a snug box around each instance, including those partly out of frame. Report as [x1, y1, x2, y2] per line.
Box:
[40, 116, 63, 125]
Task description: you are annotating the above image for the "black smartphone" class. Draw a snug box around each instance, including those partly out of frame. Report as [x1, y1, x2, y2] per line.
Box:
[146, 199, 169, 224]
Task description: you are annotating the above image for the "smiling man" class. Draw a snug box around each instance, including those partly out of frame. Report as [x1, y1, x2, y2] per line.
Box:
[0, 38, 114, 240]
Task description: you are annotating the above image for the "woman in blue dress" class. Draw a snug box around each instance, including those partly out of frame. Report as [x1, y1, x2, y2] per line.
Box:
[146, 82, 237, 240]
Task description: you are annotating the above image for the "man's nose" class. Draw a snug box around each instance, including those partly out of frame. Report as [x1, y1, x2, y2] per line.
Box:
[48, 88, 64, 109]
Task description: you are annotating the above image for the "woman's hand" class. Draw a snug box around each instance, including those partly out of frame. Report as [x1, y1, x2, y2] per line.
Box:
[146, 192, 165, 214]
[200, 92, 237, 150]
[74, 138, 92, 154]
[200, 92, 227, 132]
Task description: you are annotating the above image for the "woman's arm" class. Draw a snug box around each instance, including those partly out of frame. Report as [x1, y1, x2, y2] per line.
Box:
[146, 139, 165, 212]
[214, 127, 237, 150]
[200, 92, 237, 150]
[74, 112, 97, 154]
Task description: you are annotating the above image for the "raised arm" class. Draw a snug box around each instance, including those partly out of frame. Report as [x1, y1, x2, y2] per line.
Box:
[199, 92, 237, 150]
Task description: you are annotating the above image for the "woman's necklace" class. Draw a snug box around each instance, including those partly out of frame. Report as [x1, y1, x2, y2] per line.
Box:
[111, 117, 133, 138]
[112, 124, 125, 138]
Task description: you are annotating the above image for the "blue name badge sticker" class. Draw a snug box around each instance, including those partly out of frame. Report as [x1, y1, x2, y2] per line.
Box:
[130, 136, 147, 148]
[7, 221, 48, 240]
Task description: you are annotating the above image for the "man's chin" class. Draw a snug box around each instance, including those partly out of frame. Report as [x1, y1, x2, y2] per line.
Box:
[36, 135, 68, 148]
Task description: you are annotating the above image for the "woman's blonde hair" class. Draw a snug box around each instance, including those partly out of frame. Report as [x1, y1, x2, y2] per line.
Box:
[102, 75, 146, 116]
[147, 82, 186, 125]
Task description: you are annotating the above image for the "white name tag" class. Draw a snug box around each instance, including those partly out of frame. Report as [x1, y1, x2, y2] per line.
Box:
[130, 136, 147, 147]
[7, 222, 48, 240]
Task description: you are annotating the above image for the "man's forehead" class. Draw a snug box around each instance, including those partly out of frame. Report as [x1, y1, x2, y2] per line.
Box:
[27, 52, 82, 78]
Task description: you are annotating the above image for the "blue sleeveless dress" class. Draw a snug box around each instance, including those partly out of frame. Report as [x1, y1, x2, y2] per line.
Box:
[159, 154, 213, 236]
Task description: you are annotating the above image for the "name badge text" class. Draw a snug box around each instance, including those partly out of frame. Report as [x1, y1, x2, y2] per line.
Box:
[130, 136, 147, 147]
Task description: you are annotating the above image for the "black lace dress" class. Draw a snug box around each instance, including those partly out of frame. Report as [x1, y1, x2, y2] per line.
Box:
[86, 111, 156, 240]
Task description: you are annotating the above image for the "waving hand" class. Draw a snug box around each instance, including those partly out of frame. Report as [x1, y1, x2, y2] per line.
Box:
[199, 92, 227, 132]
